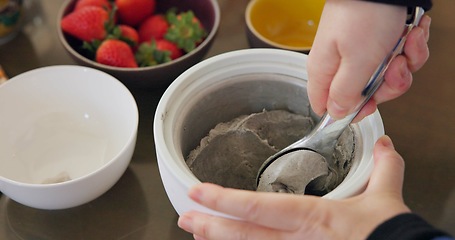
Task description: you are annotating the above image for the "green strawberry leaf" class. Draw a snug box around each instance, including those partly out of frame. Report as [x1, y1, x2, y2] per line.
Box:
[107, 25, 137, 48]
[104, 4, 117, 34]
[82, 39, 102, 59]
[165, 10, 207, 53]
[135, 41, 172, 67]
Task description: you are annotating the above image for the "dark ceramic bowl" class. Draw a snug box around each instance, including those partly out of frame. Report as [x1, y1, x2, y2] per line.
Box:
[57, 0, 220, 89]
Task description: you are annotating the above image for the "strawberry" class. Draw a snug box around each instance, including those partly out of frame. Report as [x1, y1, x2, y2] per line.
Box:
[81, 25, 138, 58]
[156, 39, 182, 60]
[118, 25, 139, 46]
[115, 0, 156, 26]
[74, 0, 111, 11]
[165, 10, 207, 53]
[138, 14, 169, 43]
[61, 6, 109, 42]
[135, 39, 182, 67]
[96, 39, 138, 68]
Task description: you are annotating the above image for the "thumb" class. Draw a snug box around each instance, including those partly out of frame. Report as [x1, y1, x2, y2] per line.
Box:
[366, 135, 405, 195]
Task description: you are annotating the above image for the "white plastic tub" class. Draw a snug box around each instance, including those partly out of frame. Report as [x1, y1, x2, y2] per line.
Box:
[154, 49, 384, 217]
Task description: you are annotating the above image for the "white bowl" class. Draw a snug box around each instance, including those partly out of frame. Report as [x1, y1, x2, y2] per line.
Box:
[154, 49, 384, 217]
[0, 65, 138, 209]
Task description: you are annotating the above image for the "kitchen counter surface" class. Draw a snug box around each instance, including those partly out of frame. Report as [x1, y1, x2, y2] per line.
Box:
[0, 1, 454, 238]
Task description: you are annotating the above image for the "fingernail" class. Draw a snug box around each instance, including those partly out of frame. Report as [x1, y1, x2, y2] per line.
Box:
[427, 16, 432, 29]
[422, 15, 431, 38]
[328, 100, 348, 119]
[417, 27, 426, 45]
[188, 185, 204, 203]
[178, 215, 194, 232]
[379, 135, 394, 149]
[194, 235, 207, 240]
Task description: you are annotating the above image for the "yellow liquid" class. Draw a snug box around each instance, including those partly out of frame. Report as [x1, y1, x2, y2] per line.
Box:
[249, 0, 324, 48]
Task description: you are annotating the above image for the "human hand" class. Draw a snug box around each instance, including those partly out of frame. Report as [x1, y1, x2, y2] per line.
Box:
[178, 135, 411, 240]
[307, 0, 431, 121]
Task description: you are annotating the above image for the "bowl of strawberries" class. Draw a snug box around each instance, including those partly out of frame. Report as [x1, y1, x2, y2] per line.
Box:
[57, 0, 220, 88]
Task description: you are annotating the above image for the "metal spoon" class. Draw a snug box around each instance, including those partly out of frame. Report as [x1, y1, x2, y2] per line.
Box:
[257, 7, 425, 194]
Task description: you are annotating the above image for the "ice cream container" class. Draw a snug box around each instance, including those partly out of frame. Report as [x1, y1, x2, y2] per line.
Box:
[154, 48, 384, 217]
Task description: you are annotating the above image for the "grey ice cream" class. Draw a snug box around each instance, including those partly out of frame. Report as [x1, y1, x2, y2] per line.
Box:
[186, 109, 356, 195]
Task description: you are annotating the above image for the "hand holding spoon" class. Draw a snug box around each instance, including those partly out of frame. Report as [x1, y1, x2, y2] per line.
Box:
[257, 7, 425, 194]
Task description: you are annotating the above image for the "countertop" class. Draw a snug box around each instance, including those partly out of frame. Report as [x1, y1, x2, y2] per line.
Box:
[0, 0, 454, 239]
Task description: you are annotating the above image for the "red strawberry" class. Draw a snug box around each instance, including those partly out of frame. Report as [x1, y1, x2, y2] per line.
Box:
[165, 10, 207, 53]
[135, 39, 182, 67]
[74, 0, 111, 11]
[115, 0, 156, 26]
[119, 25, 139, 46]
[81, 24, 137, 56]
[96, 39, 138, 68]
[156, 39, 182, 60]
[138, 14, 169, 43]
[61, 6, 109, 42]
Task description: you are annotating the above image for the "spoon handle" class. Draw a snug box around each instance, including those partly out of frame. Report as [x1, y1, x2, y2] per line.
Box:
[293, 7, 425, 154]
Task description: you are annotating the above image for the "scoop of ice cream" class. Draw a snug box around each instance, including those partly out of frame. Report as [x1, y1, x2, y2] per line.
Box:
[186, 110, 314, 190]
[257, 150, 335, 195]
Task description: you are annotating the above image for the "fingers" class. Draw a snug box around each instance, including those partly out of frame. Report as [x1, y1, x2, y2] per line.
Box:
[181, 183, 322, 231]
[179, 211, 281, 240]
[307, 36, 339, 117]
[308, 34, 381, 119]
[373, 55, 413, 105]
[370, 15, 431, 106]
[308, 13, 430, 121]
[351, 99, 377, 123]
[366, 135, 405, 195]
[405, 15, 431, 72]
[328, 15, 430, 120]
[178, 183, 334, 239]
[327, 56, 381, 119]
